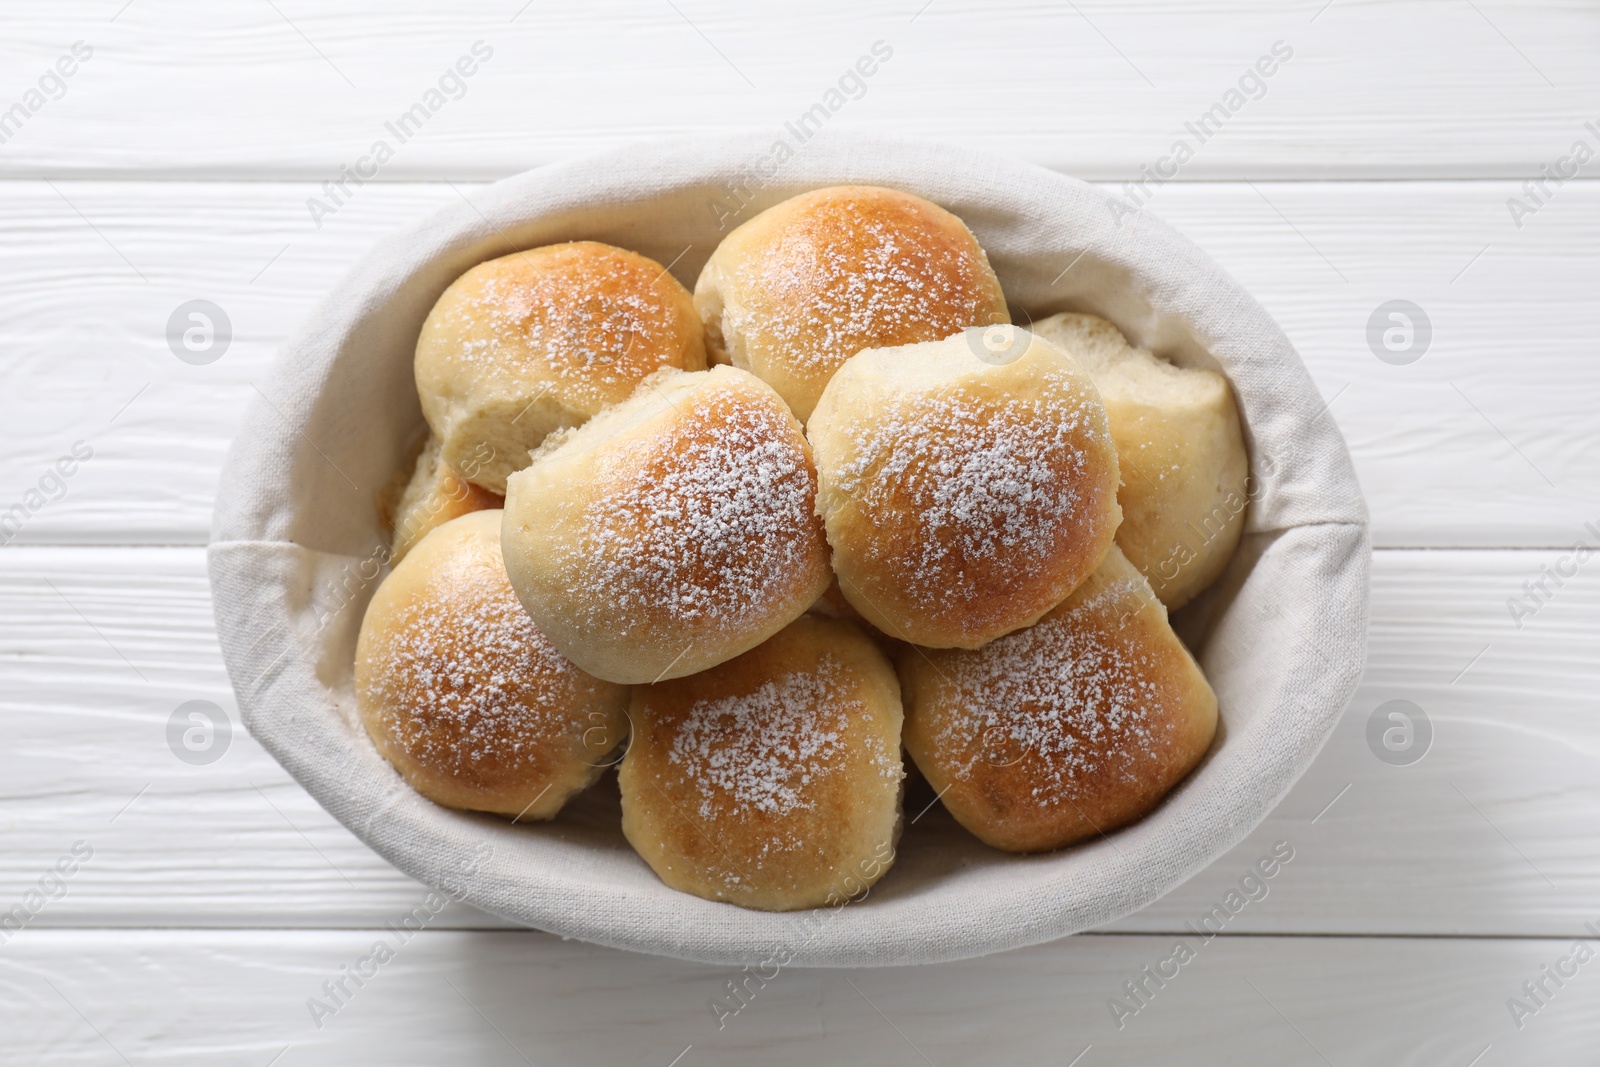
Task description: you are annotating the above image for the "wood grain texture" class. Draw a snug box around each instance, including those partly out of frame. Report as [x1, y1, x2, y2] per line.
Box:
[1, 179, 1595, 547]
[3, 929, 1597, 1065]
[0, 2, 1596, 179]
[1, 546, 1595, 937]
[2, 2, 1596, 1044]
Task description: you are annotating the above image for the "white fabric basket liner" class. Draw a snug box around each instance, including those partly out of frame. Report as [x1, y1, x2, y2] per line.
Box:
[208, 132, 1369, 967]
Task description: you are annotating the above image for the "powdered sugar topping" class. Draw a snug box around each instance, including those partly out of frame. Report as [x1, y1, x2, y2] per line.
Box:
[666, 658, 857, 819]
[434, 247, 686, 402]
[576, 381, 823, 633]
[370, 551, 588, 776]
[832, 381, 1106, 604]
[738, 194, 998, 369]
[932, 575, 1174, 803]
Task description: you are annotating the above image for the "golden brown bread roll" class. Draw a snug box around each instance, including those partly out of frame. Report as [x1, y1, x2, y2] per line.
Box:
[807, 327, 1122, 649]
[415, 241, 707, 493]
[619, 615, 904, 910]
[354, 510, 629, 818]
[899, 545, 1218, 853]
[694, 185, 1008, 422]
[1030, 312, 1248, 610]
[501, 365, 832, 685]
[388, 435, 504, 565]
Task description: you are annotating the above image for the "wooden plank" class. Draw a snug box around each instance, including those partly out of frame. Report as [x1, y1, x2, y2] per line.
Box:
[2, 929, 1596, 1064]
[1117, 539, 1600, 935]
[0, 179, 1595, 547]
[0, 2, 1596, 179]
[1, 546, 1595, 937]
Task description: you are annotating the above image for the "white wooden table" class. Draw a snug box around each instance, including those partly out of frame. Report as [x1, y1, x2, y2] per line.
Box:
[3, 2, 1598, 1062]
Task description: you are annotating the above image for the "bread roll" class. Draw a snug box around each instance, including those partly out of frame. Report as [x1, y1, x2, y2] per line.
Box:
[694, 185, 1008, 422]
[899, 545, 1217, 853]
[501, 365, 832, 685]
[388, 435, 503, 565]
[1030, 312, 1248, 610]
[415, 241, 707, 493]
[807, 328, 1122, 649]
[354, 510, 629, 818]
[619, 615, 904, 910]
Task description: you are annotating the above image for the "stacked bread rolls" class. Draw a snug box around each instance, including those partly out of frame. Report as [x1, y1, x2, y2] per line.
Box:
[502, 364, 831, 684]
[355, 189, 1247, 910]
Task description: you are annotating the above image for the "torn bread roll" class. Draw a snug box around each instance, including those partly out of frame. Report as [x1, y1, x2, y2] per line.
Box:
[387, 436, 503, 565]
[415, 241, 706, 493]
[1031, 312, 1248, 610]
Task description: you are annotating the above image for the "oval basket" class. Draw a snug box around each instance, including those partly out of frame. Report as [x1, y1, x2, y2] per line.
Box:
[208, 132, 1369, 967]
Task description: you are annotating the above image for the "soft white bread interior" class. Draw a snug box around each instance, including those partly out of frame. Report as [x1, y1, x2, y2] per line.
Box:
[415, 241, 707, 493]
[1030, 312, 1249, 610]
